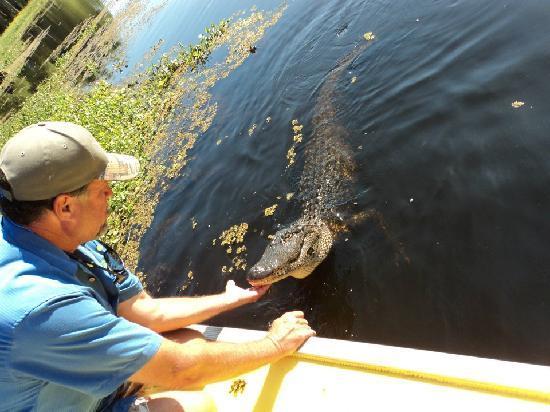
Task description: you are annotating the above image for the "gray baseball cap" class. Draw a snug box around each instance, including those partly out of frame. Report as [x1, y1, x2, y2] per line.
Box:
[0, 121, 140, 201]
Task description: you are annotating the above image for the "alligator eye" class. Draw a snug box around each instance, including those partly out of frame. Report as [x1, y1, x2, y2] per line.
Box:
[307, 247, 315, 256]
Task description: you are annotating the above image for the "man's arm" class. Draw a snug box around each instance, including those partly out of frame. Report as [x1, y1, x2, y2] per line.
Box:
[129, 311, 314, 389]
[118, 280, 269, 333]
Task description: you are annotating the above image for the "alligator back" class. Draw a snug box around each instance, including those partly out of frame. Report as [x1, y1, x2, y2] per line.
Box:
[300, 42, 369, 219]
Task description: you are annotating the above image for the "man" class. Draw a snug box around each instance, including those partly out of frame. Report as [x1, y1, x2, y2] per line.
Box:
[0, 122, 315, 411]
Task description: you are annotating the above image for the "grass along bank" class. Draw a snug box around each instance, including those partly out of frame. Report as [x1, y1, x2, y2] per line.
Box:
[0, 0, 105, 118]
[0, 0, 49, 71]
[0, 4, 286, 277]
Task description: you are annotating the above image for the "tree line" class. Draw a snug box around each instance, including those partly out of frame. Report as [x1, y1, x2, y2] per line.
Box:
[1, 0, 31, 34]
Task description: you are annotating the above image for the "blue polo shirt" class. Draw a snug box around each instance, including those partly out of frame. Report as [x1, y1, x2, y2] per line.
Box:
[0, 216, 162, 411]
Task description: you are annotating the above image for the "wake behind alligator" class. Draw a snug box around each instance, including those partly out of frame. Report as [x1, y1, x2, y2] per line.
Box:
[248, 40, 373, 286]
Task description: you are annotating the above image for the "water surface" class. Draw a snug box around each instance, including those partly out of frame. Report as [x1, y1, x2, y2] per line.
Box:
[131, 0, 550, 365]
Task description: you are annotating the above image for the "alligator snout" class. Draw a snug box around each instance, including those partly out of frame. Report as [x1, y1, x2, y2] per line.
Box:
[247, 219, 333, 286]
[247, 265, 278, 286]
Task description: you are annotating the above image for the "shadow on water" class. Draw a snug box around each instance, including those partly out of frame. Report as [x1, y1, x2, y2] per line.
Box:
[135, 0, 550, 365]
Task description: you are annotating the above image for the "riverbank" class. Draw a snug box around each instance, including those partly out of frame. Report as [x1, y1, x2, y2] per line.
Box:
[0, 0, 49, 70]
[0, 1, 286, 278]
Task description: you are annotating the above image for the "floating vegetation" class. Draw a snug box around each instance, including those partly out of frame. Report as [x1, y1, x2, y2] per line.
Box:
[511, 100, 524, 108]
[264, 204, 278, 216]
[286, 192, 294, 200]
[248, 123, 257, 136]
[286, 118, 303, 167]
[219, 223, 249, 245]
[232, 256, 247, 271]
[191, 217, 198, 229]
[286, 146, 296, 165]
[217, 222, 249, 273]
[363, 31, 375, 41]
[351, 76, 357, 84]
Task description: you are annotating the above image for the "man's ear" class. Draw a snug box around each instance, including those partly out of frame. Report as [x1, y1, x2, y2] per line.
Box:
[52, 194, 76, 221]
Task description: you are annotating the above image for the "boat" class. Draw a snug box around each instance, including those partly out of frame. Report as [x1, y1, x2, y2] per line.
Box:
[183, 324, 550, 411]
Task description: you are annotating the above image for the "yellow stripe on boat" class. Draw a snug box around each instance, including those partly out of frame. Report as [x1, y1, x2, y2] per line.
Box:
[188, 325, 550, 411]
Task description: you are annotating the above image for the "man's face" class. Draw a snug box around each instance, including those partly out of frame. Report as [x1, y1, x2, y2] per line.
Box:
[72, 180, 113, 242]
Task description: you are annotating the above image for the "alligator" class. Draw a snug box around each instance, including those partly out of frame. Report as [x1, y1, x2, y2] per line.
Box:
[247, 40, 373, 286]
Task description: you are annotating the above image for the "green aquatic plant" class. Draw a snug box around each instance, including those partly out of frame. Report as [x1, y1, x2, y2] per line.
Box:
[150, 20, 229, 89]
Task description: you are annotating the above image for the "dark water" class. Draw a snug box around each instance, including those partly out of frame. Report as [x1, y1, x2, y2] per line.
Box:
[133, 0, 550, 365]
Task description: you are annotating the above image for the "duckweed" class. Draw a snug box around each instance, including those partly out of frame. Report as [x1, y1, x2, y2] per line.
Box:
[264, 204, 278, 216]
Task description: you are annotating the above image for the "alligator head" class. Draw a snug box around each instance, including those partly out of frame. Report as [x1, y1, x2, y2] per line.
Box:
[247, 218, 333, 286]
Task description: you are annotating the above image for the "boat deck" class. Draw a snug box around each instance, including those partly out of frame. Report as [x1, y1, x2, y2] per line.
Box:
[188, 324, 550, 411]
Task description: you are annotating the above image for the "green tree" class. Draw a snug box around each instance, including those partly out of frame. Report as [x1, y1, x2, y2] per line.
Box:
[0, 0, 30, 33]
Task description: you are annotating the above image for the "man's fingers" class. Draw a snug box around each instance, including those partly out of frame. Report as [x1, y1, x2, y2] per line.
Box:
[283, 310, 305, 319]
[302, 327, 316, 336]
[266, 315, 316, 354]
[252, 284, 271, 294]
[297, 326, 316, 345]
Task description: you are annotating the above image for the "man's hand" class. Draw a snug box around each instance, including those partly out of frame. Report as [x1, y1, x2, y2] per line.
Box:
[224, 279, 270, 306]
[265, 311, 316, 355]
[119, 281, 271, 333]
[131, 310, 316, 389]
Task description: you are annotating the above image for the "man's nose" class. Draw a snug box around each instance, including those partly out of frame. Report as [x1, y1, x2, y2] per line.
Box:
[105, 184, 113, 198]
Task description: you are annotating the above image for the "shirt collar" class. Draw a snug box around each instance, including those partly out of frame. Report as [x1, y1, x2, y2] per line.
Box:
[1, 216, 78, 275]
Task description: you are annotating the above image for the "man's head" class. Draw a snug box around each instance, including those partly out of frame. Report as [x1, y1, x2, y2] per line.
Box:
[0, 122, 139, 247]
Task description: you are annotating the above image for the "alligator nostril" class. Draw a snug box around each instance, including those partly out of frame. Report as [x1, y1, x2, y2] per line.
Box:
[247, 265, 271, 280]
[307, 247, 315, 256]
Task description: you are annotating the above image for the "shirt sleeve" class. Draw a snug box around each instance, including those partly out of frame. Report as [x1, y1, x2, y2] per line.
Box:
[83, 240, 143, 303]
[117, 269, 144, 303]
[9, 292, 162, 398]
